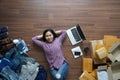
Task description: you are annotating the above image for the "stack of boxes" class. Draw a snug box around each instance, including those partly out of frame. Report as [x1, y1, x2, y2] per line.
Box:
[79, 35, 120, 80]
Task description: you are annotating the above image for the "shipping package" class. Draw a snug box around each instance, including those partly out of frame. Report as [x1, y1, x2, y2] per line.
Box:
[90, 40, 106, 64]
[103, 35, 118, 52]
[79, 71, 96, 80]
[90, 69, 98, 80]
[108, 41, 120, 62]
[96, 47, 108, 60]
[83, 58, 93, 72]
[107, 62, 120, 80]
[97, 65, 109, 80]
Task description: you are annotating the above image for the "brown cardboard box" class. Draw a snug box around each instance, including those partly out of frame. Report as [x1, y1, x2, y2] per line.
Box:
[90, 69, 98, 80]
[90, 40, 106, 64]
[107, 62, 120, 80]
[90, 40, 104, 58]
[83, 58, 93, 72]
[103, 35, 118, 52]
[108, 41, 120, 62]
[96, 47, 108, 59]
[93, 58, 106, 65]
[79, 71, 96, 80]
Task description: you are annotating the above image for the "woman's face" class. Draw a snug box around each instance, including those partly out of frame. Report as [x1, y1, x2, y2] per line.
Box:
[45, 31, 54, 42]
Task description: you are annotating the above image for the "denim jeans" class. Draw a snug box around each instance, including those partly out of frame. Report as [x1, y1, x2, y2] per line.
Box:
[0, 32, 8, 39]
[35, 66, 47, 80]
[50, 61, 69, 80]
[0, 26, 8, 34]
[0, 58, 14, 71]
[5, 48, 36, 70]
[0, 66, 18, 80]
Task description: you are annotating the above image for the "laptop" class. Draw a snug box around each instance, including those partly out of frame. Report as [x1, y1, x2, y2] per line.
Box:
[67, 24, 86, 45]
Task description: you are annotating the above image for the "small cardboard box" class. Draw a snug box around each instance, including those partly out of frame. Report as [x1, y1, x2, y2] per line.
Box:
[90, 40, 104, 58]
[97, 65, 109, 80]
[90, 69, 98, 80]
[79, 71, 96, 80]
[90, 40, 107, 64]
[108, 41, 120, 62]
[107, 62, 120, 80]
[96, 47, 108, 59]
[83, 58, 93, 72]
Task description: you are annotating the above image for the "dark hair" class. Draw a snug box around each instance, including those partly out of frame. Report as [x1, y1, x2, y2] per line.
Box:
[42, 29, 57, 42]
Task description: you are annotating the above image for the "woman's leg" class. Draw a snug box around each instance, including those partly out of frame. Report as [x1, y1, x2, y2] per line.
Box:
[57, 61, 69, 80]
[50, 69, 58, 80]
[50, 61, 69, 80]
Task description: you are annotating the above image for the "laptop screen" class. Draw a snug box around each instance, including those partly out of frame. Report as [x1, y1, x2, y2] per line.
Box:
[71, 28, 81, 42]
[76, 24, 86, 40]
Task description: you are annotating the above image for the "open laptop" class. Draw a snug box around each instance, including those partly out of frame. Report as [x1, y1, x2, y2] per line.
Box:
[67, 24, 86, 45]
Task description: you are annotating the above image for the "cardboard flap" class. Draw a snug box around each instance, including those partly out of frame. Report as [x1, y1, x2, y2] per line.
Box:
[108, 54, 116, 63]
[109, 41, 120, 53]
[107, 67, 113, 80]
[97, 65, 107, 71]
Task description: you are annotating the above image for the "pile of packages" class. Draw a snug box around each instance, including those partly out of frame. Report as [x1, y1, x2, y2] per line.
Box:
[79, 35, 120, 80]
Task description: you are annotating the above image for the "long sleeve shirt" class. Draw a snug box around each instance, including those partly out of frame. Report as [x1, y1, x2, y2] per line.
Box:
[32, 30, 67, 69]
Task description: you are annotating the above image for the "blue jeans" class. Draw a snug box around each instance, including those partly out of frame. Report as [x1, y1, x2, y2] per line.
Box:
[5, 48, 36, 70]
[50, 61, 69, 80]
[0, 26, 8, 34]
[0, 66, 18, 80]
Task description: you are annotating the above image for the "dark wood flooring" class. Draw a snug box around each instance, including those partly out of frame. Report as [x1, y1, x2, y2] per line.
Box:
[0, 0, 120, 80]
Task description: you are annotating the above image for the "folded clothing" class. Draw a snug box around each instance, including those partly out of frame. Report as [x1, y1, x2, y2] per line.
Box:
[0, 43, 15, 55]
[0, 58, 14, 71]
[0, 26, 8, 34]
[0, 32, 9, 40]
[0, 38, 13, 45]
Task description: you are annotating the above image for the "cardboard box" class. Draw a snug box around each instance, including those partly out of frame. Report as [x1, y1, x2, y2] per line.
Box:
[96, 47, 108, 59]
[97, 65, 109, 80]
[90, 40, 107, 64]
[93, 58, 106, 65]
[103, 35, 118, 52]
[83, 58, 93, 72]
[90, 69, 98, 80]
[108, 41, 120, 62]
[107, 62, 120, 80]
[79, 71, 96, 80]
[90, 40, 104, 58]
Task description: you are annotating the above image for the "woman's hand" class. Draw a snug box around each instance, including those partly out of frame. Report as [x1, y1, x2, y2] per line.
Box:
[55, 30, 62, 35]
[37, 35, 43, 39]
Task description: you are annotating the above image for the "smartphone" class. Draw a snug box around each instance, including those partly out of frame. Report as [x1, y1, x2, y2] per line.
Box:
[74, 51, 81, 56]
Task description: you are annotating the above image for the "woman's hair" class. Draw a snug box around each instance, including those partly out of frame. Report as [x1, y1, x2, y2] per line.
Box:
[42, 28, 57, 42]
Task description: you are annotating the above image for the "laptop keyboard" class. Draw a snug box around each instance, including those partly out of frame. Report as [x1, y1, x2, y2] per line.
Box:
[71, 28, 81, 42]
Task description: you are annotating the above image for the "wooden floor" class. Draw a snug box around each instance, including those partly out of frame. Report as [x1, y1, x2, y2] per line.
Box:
[0, 0, 120, 80]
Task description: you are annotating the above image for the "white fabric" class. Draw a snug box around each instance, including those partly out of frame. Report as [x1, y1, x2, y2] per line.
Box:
[97, 71, 108, 80]
[19, 61, 39, 80]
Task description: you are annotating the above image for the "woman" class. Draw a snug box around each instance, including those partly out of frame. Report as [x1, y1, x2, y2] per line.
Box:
[32, 29, 69, 80]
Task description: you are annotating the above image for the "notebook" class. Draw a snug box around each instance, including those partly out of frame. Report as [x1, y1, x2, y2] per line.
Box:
[67, 24, 86, 45]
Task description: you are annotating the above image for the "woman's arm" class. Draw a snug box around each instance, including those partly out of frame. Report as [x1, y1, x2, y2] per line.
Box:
[36, 34, 43, 40]
[32, 35, 44, 47]
[55, 30, 62, 36]
[56, 30, 67, 42]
